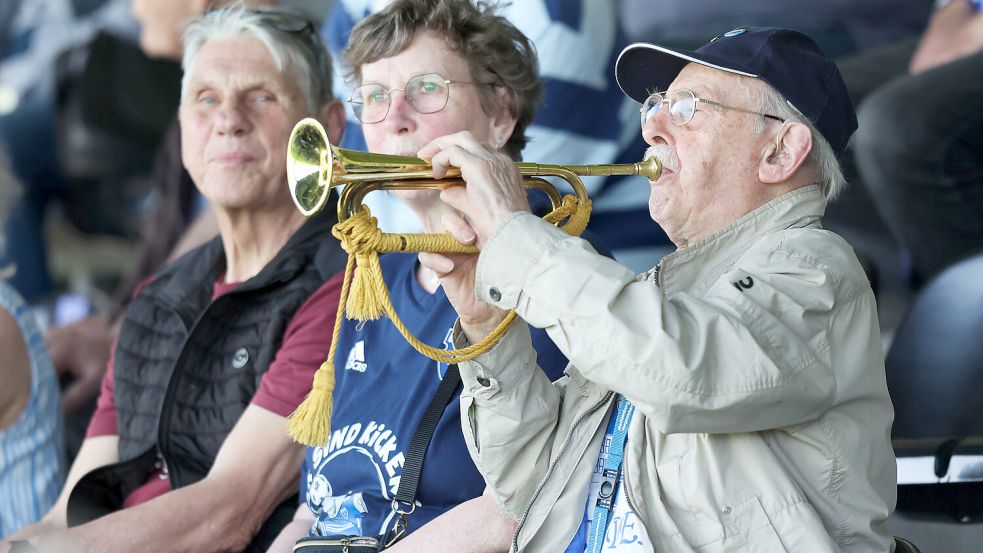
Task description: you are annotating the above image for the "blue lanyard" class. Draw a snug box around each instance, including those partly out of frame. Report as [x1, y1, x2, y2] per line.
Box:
[586, 395, 635, 553]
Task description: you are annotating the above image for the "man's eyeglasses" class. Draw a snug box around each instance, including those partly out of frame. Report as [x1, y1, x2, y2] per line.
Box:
[641, 88, 785, 127]
[349, 73, 476, 124]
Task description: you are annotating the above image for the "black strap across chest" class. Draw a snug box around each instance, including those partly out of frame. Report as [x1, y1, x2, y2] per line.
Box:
[395, 363, 462, 506]
[379, 363, 462, 550]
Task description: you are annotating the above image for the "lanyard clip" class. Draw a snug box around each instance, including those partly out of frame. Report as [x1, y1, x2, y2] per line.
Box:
[596, 467, 620, 510]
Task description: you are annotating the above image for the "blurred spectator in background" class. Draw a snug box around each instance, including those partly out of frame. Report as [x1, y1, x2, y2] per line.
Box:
[0, 0, 138, 304]
[0, 146, 63, 539]
[853, 0, 983, 286]
[618, 0, 932, 55]
[324, 0, 668, 273]
[43, 0, 221, 464]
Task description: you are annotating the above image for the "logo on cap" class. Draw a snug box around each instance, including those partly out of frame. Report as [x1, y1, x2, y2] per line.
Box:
[710, 28, 746, 43]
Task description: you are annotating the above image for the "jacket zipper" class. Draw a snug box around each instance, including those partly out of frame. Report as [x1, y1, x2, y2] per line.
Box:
[512, 390, 614, 552]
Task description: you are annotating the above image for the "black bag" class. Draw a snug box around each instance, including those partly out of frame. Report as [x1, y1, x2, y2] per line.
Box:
[294, 364, 462, 552]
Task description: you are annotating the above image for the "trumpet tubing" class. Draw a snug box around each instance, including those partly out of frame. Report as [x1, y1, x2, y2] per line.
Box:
[286, 117, 661, 220]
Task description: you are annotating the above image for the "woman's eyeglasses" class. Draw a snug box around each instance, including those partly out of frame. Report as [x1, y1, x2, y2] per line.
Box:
[349, 73, 478, 124]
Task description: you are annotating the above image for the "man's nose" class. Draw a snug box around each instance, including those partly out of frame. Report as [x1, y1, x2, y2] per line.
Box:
[215, 100, 250, 135]
[642, 107, 672, 145]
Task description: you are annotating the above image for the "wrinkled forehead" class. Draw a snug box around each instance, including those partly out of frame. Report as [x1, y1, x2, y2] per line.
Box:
[187, 37, 287, 86]
[358, 31, 469, 86]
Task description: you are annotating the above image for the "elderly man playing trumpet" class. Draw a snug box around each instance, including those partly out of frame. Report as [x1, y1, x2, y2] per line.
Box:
[420, 28, 896, 552]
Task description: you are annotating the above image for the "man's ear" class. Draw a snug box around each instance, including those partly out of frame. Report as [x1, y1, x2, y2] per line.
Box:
[759, 122, 812, 184]
[318, 100, 347, 146]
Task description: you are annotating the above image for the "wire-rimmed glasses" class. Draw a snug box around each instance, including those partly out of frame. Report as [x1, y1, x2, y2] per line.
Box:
[349, 73, 475, 124]
[641, 88, 785, 127]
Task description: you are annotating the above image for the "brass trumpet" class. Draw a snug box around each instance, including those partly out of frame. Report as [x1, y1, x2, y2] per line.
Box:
[286, 117, 661, 221]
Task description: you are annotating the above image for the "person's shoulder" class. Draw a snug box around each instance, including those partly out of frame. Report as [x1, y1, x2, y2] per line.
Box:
[0, 295, 30, 428]
[0, 297, 26, 348]
[0, 280, 42, 355]
[752, 227, 872, 300]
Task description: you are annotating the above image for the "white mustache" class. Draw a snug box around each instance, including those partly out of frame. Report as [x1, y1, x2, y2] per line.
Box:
[644, 145, 679, 174]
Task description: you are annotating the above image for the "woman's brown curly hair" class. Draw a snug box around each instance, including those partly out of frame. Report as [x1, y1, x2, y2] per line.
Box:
[343, 0, 542, 160]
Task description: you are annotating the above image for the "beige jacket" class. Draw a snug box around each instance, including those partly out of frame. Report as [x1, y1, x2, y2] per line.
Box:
[457, 185, 896, 552]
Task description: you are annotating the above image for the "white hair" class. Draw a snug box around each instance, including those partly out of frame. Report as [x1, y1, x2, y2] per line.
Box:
[180, 3, 333, 114]
[752, 84, 847, 200]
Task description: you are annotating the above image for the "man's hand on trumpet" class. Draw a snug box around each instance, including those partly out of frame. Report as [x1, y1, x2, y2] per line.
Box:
[419, 130, 530, 245]
[417, 131, 525, 343]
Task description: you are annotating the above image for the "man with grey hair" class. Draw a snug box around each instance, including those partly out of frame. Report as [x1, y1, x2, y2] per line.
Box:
[419, 28, 896, 551]
[1, 6, 347, 553]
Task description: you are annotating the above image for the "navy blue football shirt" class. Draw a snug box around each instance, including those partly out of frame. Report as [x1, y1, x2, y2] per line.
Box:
[301, 253, 567, 538]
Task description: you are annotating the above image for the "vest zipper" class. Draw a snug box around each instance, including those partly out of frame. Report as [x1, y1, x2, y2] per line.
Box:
[156, 302, 215, 488]
[512, 389, 614, 552]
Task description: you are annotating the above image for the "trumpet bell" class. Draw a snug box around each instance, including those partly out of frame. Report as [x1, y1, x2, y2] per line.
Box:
[287, 119, 333, 216]
[287, 118, 448, 217]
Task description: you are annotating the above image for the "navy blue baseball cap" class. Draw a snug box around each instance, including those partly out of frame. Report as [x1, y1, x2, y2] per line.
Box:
[615, 27, 857, 157]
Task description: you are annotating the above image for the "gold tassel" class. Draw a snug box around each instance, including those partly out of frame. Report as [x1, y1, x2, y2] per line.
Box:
[346, 252, 385, 321]
[288, 360, 336, 446]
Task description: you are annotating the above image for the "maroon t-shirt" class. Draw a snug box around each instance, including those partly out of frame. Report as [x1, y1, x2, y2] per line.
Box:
[86, 271, 344, 506]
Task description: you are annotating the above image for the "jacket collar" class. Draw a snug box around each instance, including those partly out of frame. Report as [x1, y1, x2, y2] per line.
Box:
[655, 184, 826, 296]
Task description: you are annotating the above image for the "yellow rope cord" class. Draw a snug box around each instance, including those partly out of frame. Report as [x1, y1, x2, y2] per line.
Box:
[288, 194, 592, 445]
[287, 255, 354, 445]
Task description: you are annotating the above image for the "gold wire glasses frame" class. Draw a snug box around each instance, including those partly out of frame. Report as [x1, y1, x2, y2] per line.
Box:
[641, 88, 786, 127]
[348, 73, 476, 124]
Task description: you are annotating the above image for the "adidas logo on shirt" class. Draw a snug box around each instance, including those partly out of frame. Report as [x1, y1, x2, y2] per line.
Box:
[345, 341, 367, 373]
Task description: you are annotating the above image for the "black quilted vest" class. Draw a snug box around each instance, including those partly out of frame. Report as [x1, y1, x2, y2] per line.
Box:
[67, 208, 346, 551]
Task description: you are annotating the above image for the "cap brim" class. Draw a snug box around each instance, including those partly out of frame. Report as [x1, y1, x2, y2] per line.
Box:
[615, 42, 757, 103]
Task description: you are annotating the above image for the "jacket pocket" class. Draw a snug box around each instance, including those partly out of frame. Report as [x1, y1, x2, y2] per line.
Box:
[724, 496, 788, 552]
